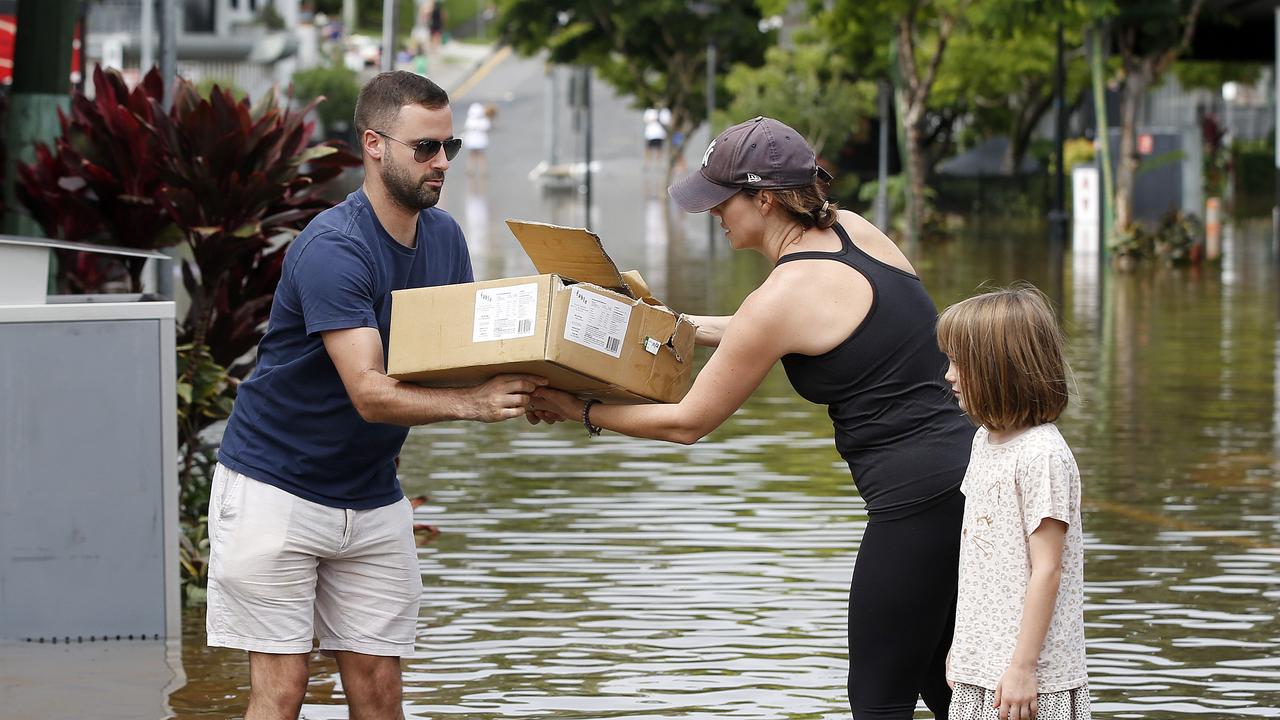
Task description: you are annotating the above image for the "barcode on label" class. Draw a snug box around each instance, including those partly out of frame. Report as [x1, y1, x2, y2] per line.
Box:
[563, 286, 631, 358]
[473, 282, 539, 342]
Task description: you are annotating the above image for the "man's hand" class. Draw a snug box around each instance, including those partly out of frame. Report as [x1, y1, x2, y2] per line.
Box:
[465, 374, 548, 422]
[993, 663, 1037, 720]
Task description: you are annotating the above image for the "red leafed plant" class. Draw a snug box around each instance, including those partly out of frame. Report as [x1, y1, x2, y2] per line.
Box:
[17, 66, 362, 595]
[144, 76, 358, 369]
[17, 64, 359, 371]
[17, 66, 175, 292]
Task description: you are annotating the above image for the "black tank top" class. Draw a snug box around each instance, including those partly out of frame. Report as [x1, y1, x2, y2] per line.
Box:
[778, 222, 975, 518]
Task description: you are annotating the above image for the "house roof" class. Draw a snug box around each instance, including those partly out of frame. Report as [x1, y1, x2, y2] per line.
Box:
[936, 137, 1040, 178]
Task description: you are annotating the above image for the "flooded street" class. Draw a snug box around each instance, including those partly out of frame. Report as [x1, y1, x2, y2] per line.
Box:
[165, 210, 1280, 718]
[167, 53, 1280, 718]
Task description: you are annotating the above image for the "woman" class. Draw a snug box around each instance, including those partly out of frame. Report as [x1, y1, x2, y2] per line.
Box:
[532, 116, 974, 718]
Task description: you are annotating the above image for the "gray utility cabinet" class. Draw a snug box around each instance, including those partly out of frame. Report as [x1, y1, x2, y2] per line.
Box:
[0, 300, 180, 642]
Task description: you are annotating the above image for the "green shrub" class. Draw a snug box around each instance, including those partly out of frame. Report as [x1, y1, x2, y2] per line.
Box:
[1154, 209, 1202, 266]
[292, 62, 361, 137]
[1232, 136, 1275, 204]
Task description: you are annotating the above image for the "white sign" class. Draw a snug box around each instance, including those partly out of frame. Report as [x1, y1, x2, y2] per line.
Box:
[472, 283, 538, 342]
[102, 36, 125, 72]
[564, 286, 631, 358]
[1071, 166, 1100, 255]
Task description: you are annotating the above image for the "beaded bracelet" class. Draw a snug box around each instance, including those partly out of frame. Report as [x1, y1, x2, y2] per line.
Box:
[582, 399, 603, 437]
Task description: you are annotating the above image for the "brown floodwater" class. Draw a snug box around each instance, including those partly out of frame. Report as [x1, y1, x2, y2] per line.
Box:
[157, 208, 1280, 719]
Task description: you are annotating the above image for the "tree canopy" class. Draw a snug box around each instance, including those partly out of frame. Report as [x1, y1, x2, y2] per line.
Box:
[495, 0, 773, 160]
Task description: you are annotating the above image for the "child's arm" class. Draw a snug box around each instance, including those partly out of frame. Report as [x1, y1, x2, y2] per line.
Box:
[994, 517, 1067, 720]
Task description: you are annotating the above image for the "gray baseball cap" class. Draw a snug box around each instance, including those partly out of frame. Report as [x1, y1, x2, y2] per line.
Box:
[668, 116, 834, 213]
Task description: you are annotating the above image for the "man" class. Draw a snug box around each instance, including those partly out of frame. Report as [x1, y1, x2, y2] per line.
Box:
[209, 71, 546, 720]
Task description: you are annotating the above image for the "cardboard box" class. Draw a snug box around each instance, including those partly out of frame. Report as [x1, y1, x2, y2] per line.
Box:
[387, 220, 697, 403]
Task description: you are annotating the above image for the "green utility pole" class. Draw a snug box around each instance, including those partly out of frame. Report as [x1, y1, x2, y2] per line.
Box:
[3, 0, 79, 236]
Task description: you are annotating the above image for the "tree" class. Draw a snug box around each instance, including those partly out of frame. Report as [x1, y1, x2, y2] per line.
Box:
[822, 0, 970, 243]
[1107, 0, 1206, 232]
[719, 37, 875, 161]
[1174, 60, 1264, 93]
[495, 0, 772, 177]
[941, 1, 1093, 175]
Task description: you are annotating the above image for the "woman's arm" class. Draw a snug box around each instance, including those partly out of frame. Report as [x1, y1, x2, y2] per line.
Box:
[994, 518, 1067, 720]
[682, 314, 732, 348]
[532, 284, 795, 443]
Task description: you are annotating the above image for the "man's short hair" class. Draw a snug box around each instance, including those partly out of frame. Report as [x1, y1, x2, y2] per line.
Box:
[354, 71, 450, 138]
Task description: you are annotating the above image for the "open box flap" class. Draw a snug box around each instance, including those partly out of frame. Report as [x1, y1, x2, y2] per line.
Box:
[506, 220, 632, 296]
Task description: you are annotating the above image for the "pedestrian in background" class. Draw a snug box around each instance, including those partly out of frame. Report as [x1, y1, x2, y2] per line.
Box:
[427, 0, 447, 56]
[937, 286, 1090, 720]
[642, 106, 670, 169]
[464, 102, 492, 178]
[532, 116, 974, 718]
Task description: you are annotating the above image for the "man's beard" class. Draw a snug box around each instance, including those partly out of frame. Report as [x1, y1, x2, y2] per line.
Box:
[381, 152, 443, 211]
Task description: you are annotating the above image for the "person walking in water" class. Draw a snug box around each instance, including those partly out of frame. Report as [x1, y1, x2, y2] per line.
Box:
[642, 106, 670, 170]
[463, 102, 492, 178]
[936, 286, 1090, 720]
[531, 116, 974, 717]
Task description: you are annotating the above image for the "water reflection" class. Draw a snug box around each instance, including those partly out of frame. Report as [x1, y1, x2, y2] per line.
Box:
[3, 639, 185, 720]
[643, 197, 668, 298]
[161, 218, 1280, 718]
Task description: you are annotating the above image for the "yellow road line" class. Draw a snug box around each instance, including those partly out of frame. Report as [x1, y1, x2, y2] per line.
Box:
[452, 45, 513, 100]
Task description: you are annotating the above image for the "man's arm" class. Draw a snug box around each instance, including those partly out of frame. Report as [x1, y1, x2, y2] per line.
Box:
[323, 326, 545, 425]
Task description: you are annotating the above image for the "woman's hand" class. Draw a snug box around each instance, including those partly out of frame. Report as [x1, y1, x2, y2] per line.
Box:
[993, 663, 1037, 720]
[531, 387, 585, 420]
[524, 409, 565, 425]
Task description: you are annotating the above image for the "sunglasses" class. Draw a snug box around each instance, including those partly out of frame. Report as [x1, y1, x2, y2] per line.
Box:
[374, 130, 463, 162]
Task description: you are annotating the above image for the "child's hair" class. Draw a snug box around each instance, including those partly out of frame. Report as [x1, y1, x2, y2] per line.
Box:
[936, 284, 1069, 432]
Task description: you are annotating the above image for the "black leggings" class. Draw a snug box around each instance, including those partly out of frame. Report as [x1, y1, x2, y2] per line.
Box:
[848, 490, 964, 719]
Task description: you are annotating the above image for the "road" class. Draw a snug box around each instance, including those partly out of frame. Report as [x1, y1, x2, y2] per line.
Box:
[434, 49, 725, 312]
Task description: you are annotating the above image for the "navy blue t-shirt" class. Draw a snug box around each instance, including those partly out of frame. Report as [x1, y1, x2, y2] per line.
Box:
[218, 188, 473, 509]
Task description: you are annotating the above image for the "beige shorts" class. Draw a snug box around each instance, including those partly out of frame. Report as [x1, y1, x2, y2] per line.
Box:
[206, 463, 422, 656]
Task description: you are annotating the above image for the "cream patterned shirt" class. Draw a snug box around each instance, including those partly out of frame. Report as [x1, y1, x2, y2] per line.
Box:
[947, 423, 1088, 693]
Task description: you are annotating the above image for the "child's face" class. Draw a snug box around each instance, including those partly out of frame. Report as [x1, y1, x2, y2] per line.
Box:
[944, 360, 967, 413]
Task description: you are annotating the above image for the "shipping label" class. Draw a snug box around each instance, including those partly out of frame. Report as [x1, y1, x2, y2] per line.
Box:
[564, 286, 631, 358]
[473, 283, 539, 342]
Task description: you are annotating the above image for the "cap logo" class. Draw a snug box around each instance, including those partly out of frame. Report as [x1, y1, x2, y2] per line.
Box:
[702, 139, 717, 167]
[746, 173, 762, 183]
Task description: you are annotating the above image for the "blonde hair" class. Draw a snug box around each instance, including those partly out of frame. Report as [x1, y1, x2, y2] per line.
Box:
[936, 284, 1069, 432]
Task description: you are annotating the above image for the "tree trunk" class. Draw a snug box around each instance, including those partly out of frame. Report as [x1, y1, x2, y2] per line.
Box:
[664, 112, 693, 189]
[4, 0, 78, 236]
[1114, 65, 1148, 232]
[893, 7, 958, 245]
[1004, 89, 1053, 176]
[903, 104, 927, 244]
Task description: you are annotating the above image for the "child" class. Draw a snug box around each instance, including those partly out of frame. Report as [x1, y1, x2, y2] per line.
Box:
[463, 102, 492, 177]
[936, 285, 1090, 720]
